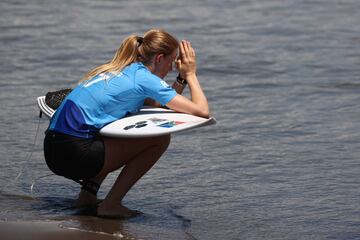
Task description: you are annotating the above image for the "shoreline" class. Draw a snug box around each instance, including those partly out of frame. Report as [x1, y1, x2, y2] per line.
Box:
[0, 220, 125, 240]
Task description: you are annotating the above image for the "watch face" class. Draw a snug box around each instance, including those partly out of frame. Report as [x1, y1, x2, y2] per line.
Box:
[176, 79, 185, 85]
[176, 75, 187, 85]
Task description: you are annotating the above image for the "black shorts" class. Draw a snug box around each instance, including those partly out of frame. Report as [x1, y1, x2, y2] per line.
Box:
[43, 131, 105, 181]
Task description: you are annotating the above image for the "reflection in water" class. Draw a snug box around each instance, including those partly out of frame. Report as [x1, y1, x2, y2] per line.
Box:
[58, 216, 134, 239]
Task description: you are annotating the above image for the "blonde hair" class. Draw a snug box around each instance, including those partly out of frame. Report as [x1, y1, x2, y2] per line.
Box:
[81, 29, 179, 82]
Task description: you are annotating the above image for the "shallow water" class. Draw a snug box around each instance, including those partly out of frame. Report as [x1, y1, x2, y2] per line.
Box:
[1, 0, 360, 239]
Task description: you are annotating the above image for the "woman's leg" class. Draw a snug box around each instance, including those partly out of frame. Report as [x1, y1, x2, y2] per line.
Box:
[96, 135, 171, 218]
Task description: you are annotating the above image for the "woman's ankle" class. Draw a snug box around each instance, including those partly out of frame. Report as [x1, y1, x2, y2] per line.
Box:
[74, 189, 98, 208]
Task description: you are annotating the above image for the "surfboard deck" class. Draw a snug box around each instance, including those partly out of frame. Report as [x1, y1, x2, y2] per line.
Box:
[37, 96, 216, 138]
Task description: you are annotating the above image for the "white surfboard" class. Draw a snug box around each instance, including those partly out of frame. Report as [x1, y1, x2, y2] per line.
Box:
[37, 96, 216, 138]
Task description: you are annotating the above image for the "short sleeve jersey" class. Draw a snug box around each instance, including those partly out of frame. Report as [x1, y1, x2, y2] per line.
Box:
[48, 62, 177, 138]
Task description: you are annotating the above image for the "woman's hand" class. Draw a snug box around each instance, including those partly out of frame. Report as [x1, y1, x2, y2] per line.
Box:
[168, 40, 209, 118]
[175, 40, 197, 79]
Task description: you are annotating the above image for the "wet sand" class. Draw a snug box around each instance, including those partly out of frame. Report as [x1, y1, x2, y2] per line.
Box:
[0, 220, 124, 240]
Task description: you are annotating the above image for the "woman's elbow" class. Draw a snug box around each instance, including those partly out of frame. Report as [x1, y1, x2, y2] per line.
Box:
[198, 108, 210, 118]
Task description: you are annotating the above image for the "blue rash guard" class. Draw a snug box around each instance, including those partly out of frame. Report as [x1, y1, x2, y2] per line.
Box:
[48, 62, 177, 138]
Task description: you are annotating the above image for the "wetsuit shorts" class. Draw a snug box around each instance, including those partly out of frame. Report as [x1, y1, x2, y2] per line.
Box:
[43, 131, 105, 181]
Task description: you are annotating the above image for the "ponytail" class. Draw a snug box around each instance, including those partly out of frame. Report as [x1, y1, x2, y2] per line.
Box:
[80, 29, 178, 82]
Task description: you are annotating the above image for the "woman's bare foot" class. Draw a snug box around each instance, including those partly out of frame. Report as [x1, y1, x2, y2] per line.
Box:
[74, 190, 98, 208]
[97, 202, 141, 219]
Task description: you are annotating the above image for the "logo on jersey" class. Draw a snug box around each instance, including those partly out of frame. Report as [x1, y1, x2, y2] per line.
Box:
[83, 72, 123, 88]
[160, 80, 170, 88]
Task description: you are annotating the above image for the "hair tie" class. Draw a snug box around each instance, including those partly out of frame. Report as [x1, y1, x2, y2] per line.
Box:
[137, 37, 143, 47]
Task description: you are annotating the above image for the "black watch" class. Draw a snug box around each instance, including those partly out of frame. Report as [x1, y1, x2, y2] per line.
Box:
[176, 74, 187, 85]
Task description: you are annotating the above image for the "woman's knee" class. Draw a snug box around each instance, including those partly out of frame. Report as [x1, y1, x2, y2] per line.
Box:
[152, 134, 171, 153]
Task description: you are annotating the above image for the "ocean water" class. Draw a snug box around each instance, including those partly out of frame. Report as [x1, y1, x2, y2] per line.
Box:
[1, 0, 360, 239]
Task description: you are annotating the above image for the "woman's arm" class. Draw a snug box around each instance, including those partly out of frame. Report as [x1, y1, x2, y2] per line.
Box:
[143, 76, 186, 108]
[166, 40, 209, 118]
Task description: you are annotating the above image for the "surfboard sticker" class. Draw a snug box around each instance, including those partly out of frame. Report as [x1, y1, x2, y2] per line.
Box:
[123, 118, 185, 131]
[157, 121, 185, 128]
[37, 96, 216, 138]
[148, 118, 185, 128]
